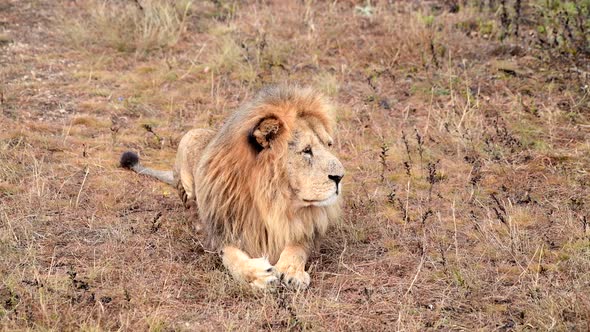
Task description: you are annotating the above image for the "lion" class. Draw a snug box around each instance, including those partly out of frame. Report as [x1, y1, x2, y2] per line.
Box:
[119, 86, 345, 290]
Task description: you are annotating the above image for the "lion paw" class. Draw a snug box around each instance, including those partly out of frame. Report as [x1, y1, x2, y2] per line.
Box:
[276, 266, 310, 290]
[246, 257, 279, 290]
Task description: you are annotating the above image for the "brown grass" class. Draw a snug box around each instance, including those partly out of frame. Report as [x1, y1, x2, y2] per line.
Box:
[62, 0, 192, 54]
[1, 0, 589, 330]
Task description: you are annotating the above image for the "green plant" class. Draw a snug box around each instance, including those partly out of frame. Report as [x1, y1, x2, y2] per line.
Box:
[534, 0, 590, 55]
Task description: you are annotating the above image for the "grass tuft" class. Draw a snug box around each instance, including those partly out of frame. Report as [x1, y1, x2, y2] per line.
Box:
[61, 0, 192, 53]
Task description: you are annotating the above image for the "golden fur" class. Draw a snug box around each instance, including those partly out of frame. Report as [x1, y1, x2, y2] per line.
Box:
[123, 86, 345, 289]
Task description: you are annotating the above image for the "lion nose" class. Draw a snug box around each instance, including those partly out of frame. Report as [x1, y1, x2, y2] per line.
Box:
[328, 174, 343, 186]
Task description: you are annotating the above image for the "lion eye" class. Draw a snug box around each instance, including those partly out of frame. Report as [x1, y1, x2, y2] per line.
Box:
[301, 145, 313, 156]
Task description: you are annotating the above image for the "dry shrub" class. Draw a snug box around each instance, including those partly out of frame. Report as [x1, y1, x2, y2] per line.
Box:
[62, 0, 192, 53]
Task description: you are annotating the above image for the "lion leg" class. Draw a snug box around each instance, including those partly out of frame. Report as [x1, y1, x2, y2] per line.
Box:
[221, 246, 278, 290]
[274, 244, 311, 290]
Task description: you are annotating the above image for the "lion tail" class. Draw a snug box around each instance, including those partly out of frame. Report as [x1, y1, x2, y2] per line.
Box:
[119, 151, 174, 185]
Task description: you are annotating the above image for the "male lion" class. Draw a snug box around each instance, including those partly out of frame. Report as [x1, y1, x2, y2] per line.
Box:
[120, 86, 345, 290]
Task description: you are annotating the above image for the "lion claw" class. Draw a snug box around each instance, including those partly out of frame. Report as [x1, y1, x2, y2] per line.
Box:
[280, 270, 310, 290]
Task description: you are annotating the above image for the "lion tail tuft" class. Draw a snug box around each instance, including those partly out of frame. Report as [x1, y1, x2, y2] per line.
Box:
[120, 151, 140, 169]
[119, 151, 174, 185]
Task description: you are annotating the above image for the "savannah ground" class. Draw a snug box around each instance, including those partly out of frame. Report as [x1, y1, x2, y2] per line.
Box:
[1, 0, 589, 330]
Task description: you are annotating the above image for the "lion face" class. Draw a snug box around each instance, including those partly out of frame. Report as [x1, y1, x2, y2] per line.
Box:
[244, 88, 345, 210]
[285, 119, 345, 208]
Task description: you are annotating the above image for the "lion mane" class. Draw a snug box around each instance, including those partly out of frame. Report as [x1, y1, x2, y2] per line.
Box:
[191, 86, 341, 264]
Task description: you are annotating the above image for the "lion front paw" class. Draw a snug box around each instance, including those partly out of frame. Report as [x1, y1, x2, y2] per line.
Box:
[275, 264, 310, 290]
[246, 257, 279, 290]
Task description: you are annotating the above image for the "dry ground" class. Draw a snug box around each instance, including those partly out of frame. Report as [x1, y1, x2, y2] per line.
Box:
[1, 0, 589, 331]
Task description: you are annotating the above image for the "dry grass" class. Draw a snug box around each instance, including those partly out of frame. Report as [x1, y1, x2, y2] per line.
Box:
[1, 0, 589, 330]
[62, 0, 193, 54]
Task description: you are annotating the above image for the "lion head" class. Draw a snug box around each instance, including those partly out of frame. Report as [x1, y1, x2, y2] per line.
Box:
[195, 86, 345, 263]
[251, 109, 344, 208]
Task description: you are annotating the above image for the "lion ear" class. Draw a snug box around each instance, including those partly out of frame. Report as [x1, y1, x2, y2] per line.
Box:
[249, 116, 283, 152]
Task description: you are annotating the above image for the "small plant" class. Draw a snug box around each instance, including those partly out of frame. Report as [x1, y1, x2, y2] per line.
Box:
[142, 123, 163, 147]
[379, 141, 389, 183]
[513, 0, 522, 36]
[429, 38, 439, 68]
[414, 128, 424, 164]
[387, 190, 396, 204]
[401, 130, 412, 163]
[426, 160, 440, 199]
[355, 1, 375, 17]
[534, 0, 590, 56]
[499, 0, 510, 40]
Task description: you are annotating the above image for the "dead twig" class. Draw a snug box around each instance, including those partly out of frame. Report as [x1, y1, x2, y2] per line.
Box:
[75, 166, 90, 208]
